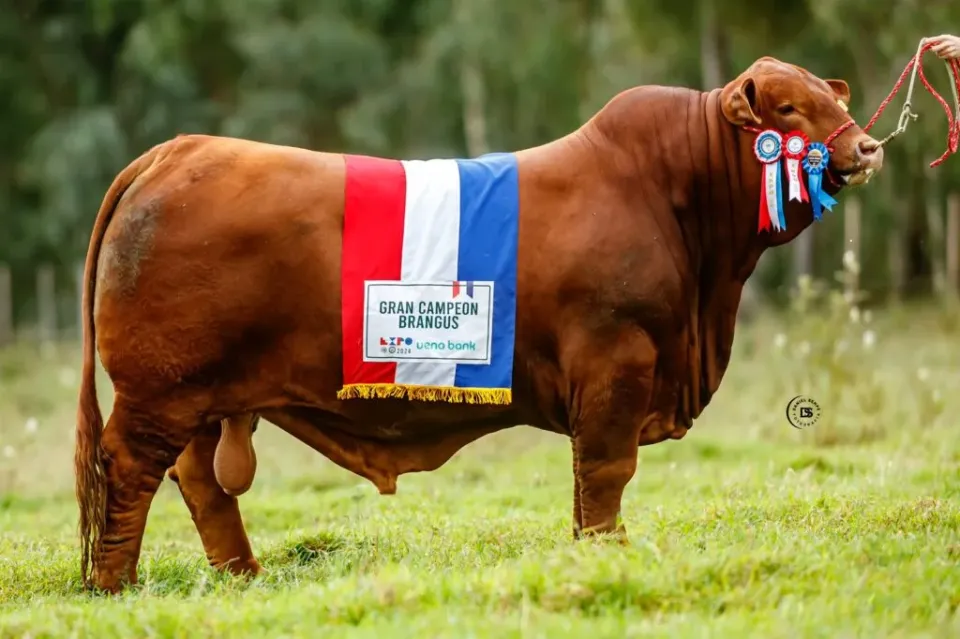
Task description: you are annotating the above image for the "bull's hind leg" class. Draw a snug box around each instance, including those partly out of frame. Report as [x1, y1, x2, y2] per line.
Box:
[571, 350, 655, 542]
[94, 401, 197, 592]
[167, 425, 261, 577]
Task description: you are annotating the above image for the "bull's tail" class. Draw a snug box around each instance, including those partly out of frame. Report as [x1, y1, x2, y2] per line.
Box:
[75, 141, 166, 588]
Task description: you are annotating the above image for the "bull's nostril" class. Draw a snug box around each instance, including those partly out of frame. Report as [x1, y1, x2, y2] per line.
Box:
[858, 139, 880, 155]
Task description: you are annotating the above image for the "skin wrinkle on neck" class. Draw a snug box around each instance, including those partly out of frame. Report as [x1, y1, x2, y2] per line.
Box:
[554, 71, 862, 425]
[579, 84, 774, 425]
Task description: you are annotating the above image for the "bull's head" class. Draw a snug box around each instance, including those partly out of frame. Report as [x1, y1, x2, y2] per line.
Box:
[720, 56, 883, 188]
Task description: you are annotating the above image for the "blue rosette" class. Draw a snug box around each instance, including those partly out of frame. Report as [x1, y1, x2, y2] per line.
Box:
[801, 142, 838, 221]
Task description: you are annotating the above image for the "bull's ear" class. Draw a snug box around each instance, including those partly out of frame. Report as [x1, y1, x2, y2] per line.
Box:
[825, 79, 851, 107]
[720, 77, 761, 127]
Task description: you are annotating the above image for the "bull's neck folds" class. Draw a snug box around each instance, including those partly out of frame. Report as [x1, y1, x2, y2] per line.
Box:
[583, 84, 791, 283]
[569, 85, 806, 425]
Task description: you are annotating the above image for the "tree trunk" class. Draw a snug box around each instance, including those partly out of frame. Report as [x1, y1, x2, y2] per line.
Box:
[0, 265, 11, 346]
[36, 264, 56, 344]
[925, 187, 946, 300]
[844, 196, 862, 300]
[456, 0, 488, 157]
[792, 228, 814, 282]
[578, 0, 641, 122]
[905, 144, 930, 297]
[886, 182, 908, 302]
[698, 0, 728, 89]
[947, 192, 959, 298]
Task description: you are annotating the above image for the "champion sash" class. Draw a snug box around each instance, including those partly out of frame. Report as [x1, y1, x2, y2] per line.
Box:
[338, 153, 519, 405]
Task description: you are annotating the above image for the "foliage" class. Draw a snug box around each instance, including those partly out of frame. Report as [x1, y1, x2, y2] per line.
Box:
[2, 0, 960, 327]
[754, 250, 950, 448]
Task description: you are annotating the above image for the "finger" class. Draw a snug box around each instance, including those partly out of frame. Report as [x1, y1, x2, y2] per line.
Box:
[939, 45, 960, 59]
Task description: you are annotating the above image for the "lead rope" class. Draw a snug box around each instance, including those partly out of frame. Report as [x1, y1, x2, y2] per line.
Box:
[863, 38, 960, 167]
[741, 41, 959, 233]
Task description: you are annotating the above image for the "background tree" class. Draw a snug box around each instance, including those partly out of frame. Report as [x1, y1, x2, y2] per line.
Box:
[2, 0, 959, 333]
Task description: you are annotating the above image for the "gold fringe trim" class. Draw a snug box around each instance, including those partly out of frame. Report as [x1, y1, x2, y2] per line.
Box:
[337, 383, 512, 405]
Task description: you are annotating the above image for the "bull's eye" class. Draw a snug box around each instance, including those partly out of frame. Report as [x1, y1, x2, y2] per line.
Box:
[777, 104, 796, 115]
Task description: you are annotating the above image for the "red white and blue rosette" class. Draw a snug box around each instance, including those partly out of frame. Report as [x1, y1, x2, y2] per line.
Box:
[801, 141, 838, 221]
[783, 130, 810, 204]
[753, 129, 786, 233]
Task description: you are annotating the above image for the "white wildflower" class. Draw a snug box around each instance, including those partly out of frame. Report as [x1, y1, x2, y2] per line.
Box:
[774, 333, 787, 349]
[843, 250, 860, 274]
[849, 306, 861, 323]
[2, 445, 15, 459]
[24, 418, 38, 434]
[917, 367, 930, 383]
[862, 330, 876, 349]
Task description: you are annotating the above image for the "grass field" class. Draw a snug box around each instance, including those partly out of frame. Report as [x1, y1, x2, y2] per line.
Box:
[1, 285, 959, 637]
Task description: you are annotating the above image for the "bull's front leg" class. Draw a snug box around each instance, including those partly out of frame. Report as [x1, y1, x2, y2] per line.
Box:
[570, 351, 655, 542]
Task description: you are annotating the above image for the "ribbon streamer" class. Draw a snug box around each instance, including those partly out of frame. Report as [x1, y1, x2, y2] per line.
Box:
[753, 129, 785, 232]
[783, 131, 810, 203]
[802, 142, 838, 221]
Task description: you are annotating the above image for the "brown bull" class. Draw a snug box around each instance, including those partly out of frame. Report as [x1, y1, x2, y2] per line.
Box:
[75, 56, 883, 592]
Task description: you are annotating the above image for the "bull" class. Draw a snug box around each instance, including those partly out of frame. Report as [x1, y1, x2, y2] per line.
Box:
[74, 56, 883, 592]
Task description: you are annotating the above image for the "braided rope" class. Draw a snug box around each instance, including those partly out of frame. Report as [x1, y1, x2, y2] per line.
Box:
[862, 40, 960, 167]
[740, 41, 959, 193]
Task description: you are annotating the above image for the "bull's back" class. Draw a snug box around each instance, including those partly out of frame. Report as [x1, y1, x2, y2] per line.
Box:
[94, 135, 347, 403]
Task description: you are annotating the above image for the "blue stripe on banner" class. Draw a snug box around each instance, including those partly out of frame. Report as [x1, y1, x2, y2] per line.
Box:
[453, 153, 519, 390]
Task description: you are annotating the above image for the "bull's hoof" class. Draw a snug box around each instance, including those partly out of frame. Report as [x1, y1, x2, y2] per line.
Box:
[88, 569, 136, 595]
[213, 556, 264, 579]
[575, 516, 629, 545]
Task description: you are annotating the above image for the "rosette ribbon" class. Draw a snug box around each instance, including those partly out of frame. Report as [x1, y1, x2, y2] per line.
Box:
[753, 129, 786, 233]
[783, 130, 810, 204]
[801, 142, 838, 221]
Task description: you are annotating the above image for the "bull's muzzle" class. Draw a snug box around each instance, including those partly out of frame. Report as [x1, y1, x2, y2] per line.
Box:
[843, 135, 884, 186]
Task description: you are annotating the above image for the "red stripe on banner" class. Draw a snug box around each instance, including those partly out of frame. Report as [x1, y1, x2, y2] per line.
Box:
[342, 155, 407, 387]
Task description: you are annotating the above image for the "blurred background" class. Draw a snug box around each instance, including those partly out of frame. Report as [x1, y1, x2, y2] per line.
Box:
[0, 0, 958, 340]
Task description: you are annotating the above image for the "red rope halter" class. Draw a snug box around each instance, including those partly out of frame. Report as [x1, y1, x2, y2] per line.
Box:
[743, 40, 960, 174]
[862, 40, 960, 167]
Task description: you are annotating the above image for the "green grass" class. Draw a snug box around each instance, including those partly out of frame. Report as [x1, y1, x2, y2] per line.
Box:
[1, 290, 959, 637]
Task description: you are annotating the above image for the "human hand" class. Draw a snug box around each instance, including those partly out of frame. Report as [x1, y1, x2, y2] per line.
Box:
[925, 34, 960, 60]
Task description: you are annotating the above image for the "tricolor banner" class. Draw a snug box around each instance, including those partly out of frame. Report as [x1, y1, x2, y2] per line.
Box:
[338, 153, 519, 405]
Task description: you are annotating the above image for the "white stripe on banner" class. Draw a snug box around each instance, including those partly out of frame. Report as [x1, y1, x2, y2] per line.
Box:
[394, 159, 461, 387]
